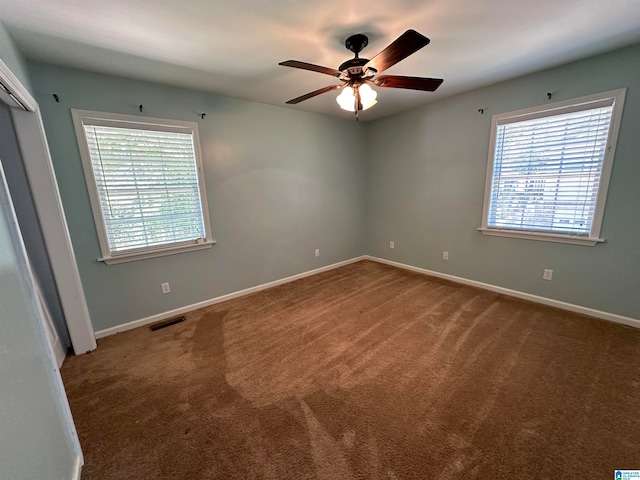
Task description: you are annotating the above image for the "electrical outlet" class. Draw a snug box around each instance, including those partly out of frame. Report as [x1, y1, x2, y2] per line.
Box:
[442, 251, 449, 260]
[161, 282, 171, 294]
[390, 241, 395, 249]
[543, 269, 553, 281]
[315, 248, 320, 258]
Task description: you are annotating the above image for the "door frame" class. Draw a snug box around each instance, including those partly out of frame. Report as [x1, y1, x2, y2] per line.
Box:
[0, 58, 96, 355]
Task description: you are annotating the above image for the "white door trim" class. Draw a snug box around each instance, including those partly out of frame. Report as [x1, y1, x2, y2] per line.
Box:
[0, 58, 96, 354]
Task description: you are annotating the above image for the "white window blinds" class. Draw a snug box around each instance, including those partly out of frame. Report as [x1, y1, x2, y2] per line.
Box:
[487, 104, 613, 236]
[83, 124, 206, 254]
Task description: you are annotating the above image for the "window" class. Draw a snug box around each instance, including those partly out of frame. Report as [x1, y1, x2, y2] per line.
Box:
[72, 110, 214, 264]
[480, 89, 626, 246]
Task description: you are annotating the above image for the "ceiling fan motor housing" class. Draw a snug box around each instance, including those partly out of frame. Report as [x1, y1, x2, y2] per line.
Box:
[338, 57, 369, 74]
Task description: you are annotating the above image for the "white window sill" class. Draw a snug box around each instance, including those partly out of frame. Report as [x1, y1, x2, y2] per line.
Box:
[98, 240, 215, 265]
[478, 228, 604, 246]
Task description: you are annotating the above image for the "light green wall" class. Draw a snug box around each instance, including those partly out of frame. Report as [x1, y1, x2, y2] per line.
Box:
[26, 42, 640, 332]
[365, 44, 640, 319]
[28, 62, 366, 332]
[0, 164, 79, 480]
[0, 21, 33, 93]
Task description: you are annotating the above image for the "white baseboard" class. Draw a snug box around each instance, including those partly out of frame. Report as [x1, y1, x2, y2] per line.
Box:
[95, 254, 640, 338]
[366, 255, 640, 329]
[95, 256, 367, 338]
[34, 274, 67, 366]
[71, 455, 82, 480]
[51, 335, 66, 368]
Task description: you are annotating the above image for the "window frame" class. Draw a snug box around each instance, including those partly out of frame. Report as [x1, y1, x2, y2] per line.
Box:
[72, 109, 214, 264]
[479, 88, 626, 246]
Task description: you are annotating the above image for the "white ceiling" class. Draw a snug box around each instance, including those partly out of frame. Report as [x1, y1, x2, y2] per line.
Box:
[1, 0, 639, 121]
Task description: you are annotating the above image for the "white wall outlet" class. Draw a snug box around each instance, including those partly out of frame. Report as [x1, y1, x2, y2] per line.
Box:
[442, 251, 449, 260]
[161, 282, 171, 294]
[315, 248, 320, 258]
[543, 269, 553, 281]
[390, 241, 395, 249]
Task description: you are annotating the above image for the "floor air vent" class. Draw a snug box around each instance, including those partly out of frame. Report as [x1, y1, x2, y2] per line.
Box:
[149, 316, 185, 331]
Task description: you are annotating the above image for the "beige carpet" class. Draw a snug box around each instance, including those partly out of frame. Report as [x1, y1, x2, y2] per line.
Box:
[61, 260, 640, 479]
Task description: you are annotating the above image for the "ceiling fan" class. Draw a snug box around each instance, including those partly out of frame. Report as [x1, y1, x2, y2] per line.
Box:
[279, 29, 443, 119]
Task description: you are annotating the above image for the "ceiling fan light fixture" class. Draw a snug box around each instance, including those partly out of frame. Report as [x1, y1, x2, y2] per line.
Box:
[336, 86, 355, 111]
[359, 83, 378, 110]
[336, 84, 377, 112]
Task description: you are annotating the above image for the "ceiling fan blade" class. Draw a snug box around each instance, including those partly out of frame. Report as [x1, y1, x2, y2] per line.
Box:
[285, 85, 342, 104]
[364, 30, 430, 75]
[374, 75, 443, 91]
[279, 60, 342, 77]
